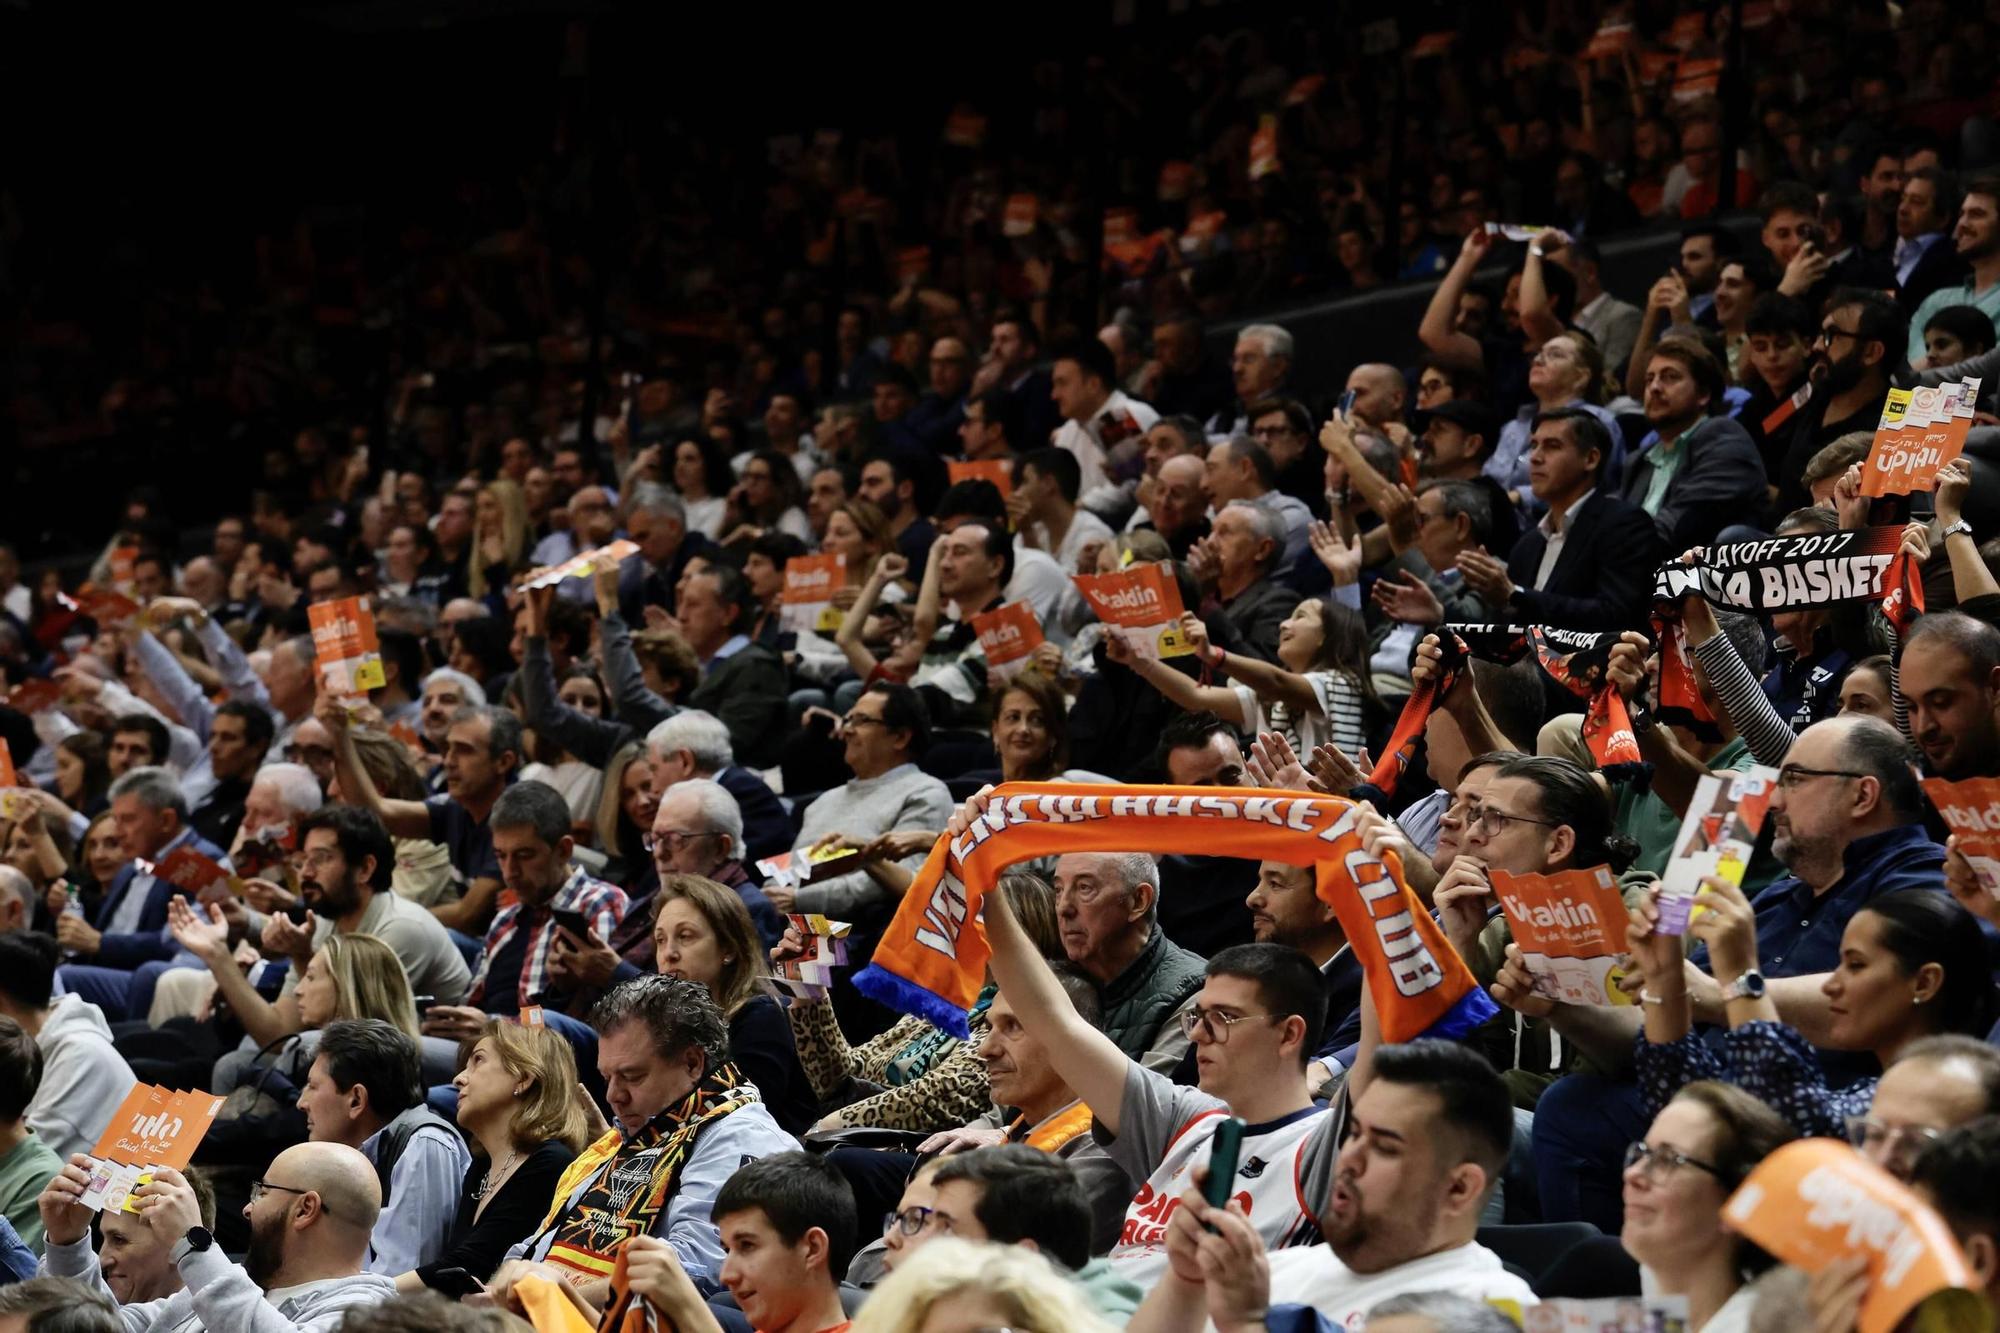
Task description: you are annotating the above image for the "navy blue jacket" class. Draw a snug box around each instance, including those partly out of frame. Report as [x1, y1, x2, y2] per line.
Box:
[92, 826, 233, 969]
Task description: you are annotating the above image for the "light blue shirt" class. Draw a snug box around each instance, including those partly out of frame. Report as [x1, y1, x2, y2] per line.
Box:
[1908, 277, 2000, 363]
[362, 1115, 473, 1276]
[703, 634, 751, 673]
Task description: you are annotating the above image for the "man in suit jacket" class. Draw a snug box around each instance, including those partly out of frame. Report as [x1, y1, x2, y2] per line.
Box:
[645, 710, 794, 864]
[57, 765, 233, 1018]
[1896, 168, 1970, 315]
[677, 564, 788, 771]
[616, 490, 714, 626]
[1622, 337, 1769, 552]
[1458, 408, 1661, 632]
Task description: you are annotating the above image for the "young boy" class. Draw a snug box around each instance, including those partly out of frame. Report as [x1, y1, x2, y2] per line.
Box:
[621, 1152, 857, 1333]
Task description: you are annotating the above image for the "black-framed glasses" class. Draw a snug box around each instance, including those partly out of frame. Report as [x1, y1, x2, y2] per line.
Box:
[250, 1179, 331, 1218]
[1179, 1006, 1281, 1044]
[884, 1205, 934, 1237]
[643, 830, 718, 855]
[1623, 1141, 1723, 1182]
[839, 713, 889, 732]
[1776, 765, 1870, 790]
[1816, 324, 1861, 347]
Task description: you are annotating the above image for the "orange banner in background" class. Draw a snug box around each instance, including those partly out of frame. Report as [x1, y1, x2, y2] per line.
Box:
[1723, 1139, 1984, 1333]
[856, 784, 1493, 1045]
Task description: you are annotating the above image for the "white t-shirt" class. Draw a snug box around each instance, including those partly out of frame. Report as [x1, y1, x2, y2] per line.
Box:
[1252, 1240, 1538, 1331]
[1030, 510, 1116, 575]
[1053, 389, 1160, 496]
[1101, 1062, 1326, 1289]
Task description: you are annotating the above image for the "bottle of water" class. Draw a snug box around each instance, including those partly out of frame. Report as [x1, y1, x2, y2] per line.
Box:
[60, 892, 85, 960]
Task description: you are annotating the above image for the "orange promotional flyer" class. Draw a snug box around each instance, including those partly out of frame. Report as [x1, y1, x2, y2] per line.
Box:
[1924, 777, 2000, 899]
[1073, 562, 1193, 660]
[947, 459, 1013, 502]
[1723, 1139, 1985, 1333]
[1491, 866, 1633, 1007]
[84, 1083, 226, 1214]
[972, 603, 1044, 681]
[152, 847, 231, 900]
[780, 553, 846, 635]
[0, 741, 16, 791]
[72, 586, 142, 626]
[1861, 378, 1982, 496]
[308, 596, 387, 701]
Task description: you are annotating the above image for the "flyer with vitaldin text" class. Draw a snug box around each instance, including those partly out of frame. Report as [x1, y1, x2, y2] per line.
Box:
[1923, 776, 2000, 899]
[971, 602, 1044, 681]
[1490, 866, 1634, 1007]
[780, 553, 846, 635]
[1723, 1139, 1985, 1333]
[1861, 377, 1981, 497]
[307, 595, 387, 703]
[1073, 562, 1193, 660]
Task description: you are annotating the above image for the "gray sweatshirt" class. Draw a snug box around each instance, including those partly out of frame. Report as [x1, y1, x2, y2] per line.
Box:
[43, 1237, 398, 1333]
[793, 764, 954, 915]
[29, 995, 138, 1161]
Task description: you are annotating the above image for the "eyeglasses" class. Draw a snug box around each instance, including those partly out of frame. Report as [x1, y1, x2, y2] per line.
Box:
[1845, 1117, 1941, 1163]
[643, 830, 718, 855]
[839, 713, 888, 732]
[1776, 765, 1870, 790]
[286, 744, 334, 766]
[1250, 424, 1299, 440]
[1623, 1141, 1723, 1182]
[884, 1205, 935, 1237]
[249, 1179, 333, 1219]
[1464, 805, 1560, 839]
[1179, 1006, 1282, 1044]
[1816, 325, 1861, 347]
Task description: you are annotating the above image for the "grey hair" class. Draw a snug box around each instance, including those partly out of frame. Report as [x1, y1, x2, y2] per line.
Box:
[449, 704, 522, 762]
[1363, 1290, 1521, 1333]
[252, 762, 324, 817]
[1419, 479, 1494, 548]
[628, 483, 686, 525]
[671, 778, 744, 851]
[421, 667, 487, 708]
[589, 974, 730, 1076]
[1712, 607, 1768, 676]
[647, 710, 734, 772]
[0, 1276, 117, 1324]
[108, 766, 187, 820]
[284, 635, 317, 667]
[1100, 851, 1160, 925]
[487, 779, 573, 847]
[1224, 500, 1289, 568]
[1237, 322, 1294, 361]
[0, 868, 33, 920]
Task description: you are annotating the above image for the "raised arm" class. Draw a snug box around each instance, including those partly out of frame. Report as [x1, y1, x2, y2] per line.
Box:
[1516, 238, 1569, 346]
[965, 793, 1137, 1135]
[319, 693, 433, 839]
[166, 899, 305, 1051]
[1936, 462, 2000, 604]
[1417, 229, 1494, 362]
[833, 553, 909, 679]
[1607, 631, 1715, 817]
[1623, 270, 1689, 400]
[1679, 594, 1797, 767]
[594, 563, 676, 731]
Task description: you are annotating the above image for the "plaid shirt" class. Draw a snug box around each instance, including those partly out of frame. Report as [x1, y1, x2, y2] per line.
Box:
[469, 864, 629, 1009]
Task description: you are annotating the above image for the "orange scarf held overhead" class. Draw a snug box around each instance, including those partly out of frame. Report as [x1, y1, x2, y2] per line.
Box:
[854, 783, 1495, 1045]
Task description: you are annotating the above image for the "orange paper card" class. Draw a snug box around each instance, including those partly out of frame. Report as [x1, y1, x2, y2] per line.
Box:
[1491, 866, 1633, 1007]
[1073, 563, 1192, 660]
[152, 847, 231, 899]
[1723, 1139, 1984, 1333]
[308, 596, 387, 699]
[93, 1084, 221, 1170]
[1862, 379, 1982, 496]
[780, 553, 846, 635]
[947, 459, 1014, 502]
[1924, 776, 2000, 899]
[972, 603, 1045, 681]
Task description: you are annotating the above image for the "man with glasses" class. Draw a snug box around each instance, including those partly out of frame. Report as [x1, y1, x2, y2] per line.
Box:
[38, 1140, 395, 1332]
[1853, 1035, 2000, 1180]
[968, 840, 1327, 1289]
[1770, 289, 1904, 516]
[777, 684, 951, 920]
[1245, 397, 1327, 515]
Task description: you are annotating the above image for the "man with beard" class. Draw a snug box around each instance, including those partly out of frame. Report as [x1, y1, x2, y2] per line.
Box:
[1124, 1041, 1534, 1332]
[1619, 338, 1766, 552]
[1243, 861, 1361, 1092]
[1908, 176, 2000, 364]
[294, 1021, 468, 1277]
[37, 1141, 394, 1332]
[167, 805, 469, 1050]
[1899, 612, 2000, 783]
[1769, 289, 1905, 517]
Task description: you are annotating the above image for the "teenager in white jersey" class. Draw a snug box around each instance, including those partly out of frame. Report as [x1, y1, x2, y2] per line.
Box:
[973, 802, 1330, 1289]
[1125, 1020, 1536, 1333]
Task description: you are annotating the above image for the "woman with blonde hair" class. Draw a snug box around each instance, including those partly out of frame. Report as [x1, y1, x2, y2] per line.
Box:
[652, 874, 818, 1135]
[400, 1020, 585, 1292]
[852, 1237, 1116, 1333]
[468, 478, 530, 598]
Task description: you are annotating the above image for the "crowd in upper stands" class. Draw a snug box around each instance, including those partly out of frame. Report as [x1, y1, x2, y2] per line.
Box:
[2, 2, 2000, 1332]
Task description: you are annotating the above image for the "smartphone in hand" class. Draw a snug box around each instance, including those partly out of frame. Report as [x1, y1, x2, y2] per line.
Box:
[549, 908, 595, 943]
[1202, 1116, 1248, 1228]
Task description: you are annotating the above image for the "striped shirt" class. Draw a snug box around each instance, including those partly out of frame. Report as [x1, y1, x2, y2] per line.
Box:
[470, 864, 629, 1010]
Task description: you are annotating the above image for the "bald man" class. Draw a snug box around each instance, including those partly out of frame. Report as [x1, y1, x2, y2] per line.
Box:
[37, 1143, 396, 1332]
[1344, 362, 1408, 436]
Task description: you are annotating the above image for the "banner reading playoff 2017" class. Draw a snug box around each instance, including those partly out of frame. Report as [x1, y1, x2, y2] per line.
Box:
[1653, 526, 1905, 613]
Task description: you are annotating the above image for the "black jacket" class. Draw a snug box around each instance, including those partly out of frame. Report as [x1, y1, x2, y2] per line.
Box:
[1618, 415, 1769, 553]
[1503, 491, 1663, 631]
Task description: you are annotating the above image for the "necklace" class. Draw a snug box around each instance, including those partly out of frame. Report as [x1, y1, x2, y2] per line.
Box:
[474, 1150, 523, 1203]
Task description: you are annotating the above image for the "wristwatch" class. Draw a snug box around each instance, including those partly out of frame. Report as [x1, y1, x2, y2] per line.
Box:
[170, 1227, 214, 1265]
[1722, 970, 1766, 1002]
[1627, 695, 1658, 736]
[1943, 519, 1975, 542]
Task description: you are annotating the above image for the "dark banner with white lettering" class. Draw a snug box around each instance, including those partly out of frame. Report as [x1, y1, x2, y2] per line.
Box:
[1652, 526, 1905, 612]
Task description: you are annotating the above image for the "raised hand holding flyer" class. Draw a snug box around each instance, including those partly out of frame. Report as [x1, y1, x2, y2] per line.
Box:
[1861, 378, 1981, 497]
[1657, 767, 1778, 934]
[1073, 562, 1193, 660]
[1491, 866, 1634, 1006]
[972, 602, 1044, 681]
[307, 596, 386, 704]
[1924, 777, 2000, 899]
[520, 538, 639, 590]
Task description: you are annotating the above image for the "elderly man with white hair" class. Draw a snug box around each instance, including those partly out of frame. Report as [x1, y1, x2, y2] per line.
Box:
[645, 712, 790, 863]
[1210, 322, 1294, 438]
[1050, 851, 1206, 1074]
[550, 776, 785, 1011]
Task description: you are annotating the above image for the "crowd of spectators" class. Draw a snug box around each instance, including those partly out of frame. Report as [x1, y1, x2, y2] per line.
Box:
[4, 2, 2000, 1332]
